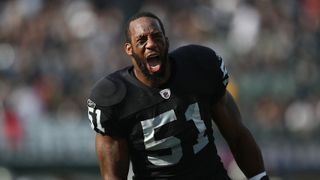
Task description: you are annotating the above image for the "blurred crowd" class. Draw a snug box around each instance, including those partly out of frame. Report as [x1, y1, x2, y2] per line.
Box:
[0, 0, 319, 150]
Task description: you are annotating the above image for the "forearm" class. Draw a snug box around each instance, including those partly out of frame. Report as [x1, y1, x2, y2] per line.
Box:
[211, 92, 268, 179]
[96, 134, 129, 180]
[228, 128, 266, 179]
[97, 148, 128, 180]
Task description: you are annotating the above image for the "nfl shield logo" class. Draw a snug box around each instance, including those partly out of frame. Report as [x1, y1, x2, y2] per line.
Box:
[159, 89, 171, 99]
[87, 99, 96, 108]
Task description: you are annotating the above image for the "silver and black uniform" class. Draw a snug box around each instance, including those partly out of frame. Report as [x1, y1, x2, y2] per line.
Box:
[87, 45, 230, 180]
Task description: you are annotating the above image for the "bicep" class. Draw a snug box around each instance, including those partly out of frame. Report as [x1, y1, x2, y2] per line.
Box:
[211, 91, 247, 142]
[95, 133, 129, 180]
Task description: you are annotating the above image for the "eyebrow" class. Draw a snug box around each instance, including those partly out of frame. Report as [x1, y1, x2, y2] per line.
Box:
[136, 34, 146, 39]
[136, 31, 162, 39]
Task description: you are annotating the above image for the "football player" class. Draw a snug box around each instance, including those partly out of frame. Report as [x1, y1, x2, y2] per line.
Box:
[87, 12, 269, 180]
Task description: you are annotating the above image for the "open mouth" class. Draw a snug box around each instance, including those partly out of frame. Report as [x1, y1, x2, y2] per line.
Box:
[146, 55, 161, 73]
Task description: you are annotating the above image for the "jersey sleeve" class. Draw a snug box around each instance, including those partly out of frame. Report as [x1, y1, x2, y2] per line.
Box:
[87, 100, 126, 137]
[213, 54, 229, 99]
[194, 45, 229, 101]
[86, 75, 127, 137]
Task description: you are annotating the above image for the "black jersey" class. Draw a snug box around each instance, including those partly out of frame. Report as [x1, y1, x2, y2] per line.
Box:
[87, 45, 230, 179]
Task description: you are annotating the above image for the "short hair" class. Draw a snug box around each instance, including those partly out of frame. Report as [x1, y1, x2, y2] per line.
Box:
[124, 12, 166, 43]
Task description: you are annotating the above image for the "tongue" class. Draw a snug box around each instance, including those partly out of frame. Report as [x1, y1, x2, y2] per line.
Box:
[148, 58, 161, 73]
[150, 64, 160, 73]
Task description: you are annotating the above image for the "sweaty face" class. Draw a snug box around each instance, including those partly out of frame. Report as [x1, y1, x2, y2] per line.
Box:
[127, 17, 169, 82]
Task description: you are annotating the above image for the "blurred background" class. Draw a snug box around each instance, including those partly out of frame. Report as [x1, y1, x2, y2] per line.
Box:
[0, 0, 319, 179]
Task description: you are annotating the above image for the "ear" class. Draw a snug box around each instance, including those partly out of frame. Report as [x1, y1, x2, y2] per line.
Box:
[125, 42, 133, 56]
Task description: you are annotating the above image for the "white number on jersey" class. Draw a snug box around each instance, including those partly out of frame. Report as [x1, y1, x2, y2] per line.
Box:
[140, 102, 209, 166]
[88, 107, 105, 133]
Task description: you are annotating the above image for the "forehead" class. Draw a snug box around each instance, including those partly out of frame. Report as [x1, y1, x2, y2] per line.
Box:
[129, 17, 162, 38]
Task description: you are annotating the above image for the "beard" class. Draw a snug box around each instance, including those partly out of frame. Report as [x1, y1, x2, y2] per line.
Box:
[132, 48, 169, 82]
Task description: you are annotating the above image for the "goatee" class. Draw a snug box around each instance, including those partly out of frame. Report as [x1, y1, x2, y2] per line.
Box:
[132, 49, 169, 82]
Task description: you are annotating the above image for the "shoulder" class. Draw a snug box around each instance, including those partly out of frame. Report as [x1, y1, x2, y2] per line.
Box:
[88, 70, 127, 107]
[172, 44, 216, 53]
[169, 44, 228, 98]
[170, 44, 226, 77]
[170, 44, 223, 73]
[170, 44, 219, 61]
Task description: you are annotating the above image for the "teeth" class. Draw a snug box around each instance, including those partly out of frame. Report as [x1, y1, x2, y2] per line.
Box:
[147, 56, 161, 73]
[147, 53, 159, 58]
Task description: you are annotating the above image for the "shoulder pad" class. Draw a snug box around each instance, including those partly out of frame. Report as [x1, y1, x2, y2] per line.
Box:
[171, 44, 219, 69]
[88, 75, 126, 107]
[172, 44, 217, 56]
[169, 44, 226, 96]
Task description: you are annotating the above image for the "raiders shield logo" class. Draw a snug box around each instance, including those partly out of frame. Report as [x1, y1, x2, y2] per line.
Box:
[87, 99, 96, 108]
[159, 89, 171, 99]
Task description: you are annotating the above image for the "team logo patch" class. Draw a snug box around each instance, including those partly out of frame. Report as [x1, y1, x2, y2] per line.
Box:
[159, 89, 171, 99]
[87, 99, 96, 108]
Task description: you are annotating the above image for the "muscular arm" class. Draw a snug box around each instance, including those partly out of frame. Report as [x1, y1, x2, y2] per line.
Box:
[211, 91, 267, 179]
[95, 133, 130, 180]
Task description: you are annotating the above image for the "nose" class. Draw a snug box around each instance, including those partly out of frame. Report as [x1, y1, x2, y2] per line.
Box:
[145, 36, 157, 50]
